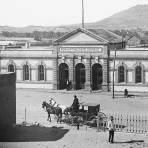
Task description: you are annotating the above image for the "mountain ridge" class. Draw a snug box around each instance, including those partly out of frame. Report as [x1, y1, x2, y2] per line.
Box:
[1, 4, 148, 33]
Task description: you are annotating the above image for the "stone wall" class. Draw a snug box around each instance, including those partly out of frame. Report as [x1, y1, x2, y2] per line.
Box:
[0, 72, 16, 127]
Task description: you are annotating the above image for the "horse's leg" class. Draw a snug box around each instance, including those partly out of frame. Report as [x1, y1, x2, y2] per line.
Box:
[57, 115, 59, 123]
[48, 113, 51, 122]
[49, 114, 51, 122]
[47, 112, 49, 121]
[57, 116, 59, 123]
[60, 113, 62, 124]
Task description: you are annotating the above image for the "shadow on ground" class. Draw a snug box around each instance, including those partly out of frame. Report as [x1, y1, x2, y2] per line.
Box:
[114, 140, 144, 144]
[0, 126, 69, 142]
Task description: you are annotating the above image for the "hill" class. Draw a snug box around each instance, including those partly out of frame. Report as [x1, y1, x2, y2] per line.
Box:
[87, 5, 148, 30]
[1, 5, 148, 33]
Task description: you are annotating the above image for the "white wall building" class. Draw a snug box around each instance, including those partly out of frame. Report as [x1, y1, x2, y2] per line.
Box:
[1, 28, 148, 92]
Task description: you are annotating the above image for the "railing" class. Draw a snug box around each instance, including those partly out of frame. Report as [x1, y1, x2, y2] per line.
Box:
[98, 113, 148, 134]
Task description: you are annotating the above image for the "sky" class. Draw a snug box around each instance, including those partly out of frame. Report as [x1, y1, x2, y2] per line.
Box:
[0, 0, 148, 27]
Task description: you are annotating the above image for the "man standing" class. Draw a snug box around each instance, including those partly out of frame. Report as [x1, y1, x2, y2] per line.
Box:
[107, 116, 115, 143]
[124, 89, 128, 98]
[72, 95, 79, 113]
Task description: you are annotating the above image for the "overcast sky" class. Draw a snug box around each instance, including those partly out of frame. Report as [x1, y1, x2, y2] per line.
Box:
[0, 0, 148, 27]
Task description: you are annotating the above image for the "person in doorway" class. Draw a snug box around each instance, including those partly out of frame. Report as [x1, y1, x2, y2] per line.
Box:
[107, 116, 115, 143]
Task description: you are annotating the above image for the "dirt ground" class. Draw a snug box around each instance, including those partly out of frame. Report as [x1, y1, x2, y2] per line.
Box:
[0, 89, 148, 148]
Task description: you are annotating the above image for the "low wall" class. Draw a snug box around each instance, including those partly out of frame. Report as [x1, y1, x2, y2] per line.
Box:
[16, 83, 53, 89]
[0, 72, 16, 127]
[112, 85, 148, 92]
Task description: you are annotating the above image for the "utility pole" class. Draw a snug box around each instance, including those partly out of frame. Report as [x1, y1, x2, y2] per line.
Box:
[112, 47, 117, 98]
[82, 0, 84, 28]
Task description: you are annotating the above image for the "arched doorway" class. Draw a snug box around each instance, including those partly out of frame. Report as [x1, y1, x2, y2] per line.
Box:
[59, 63, 69, 90]
[75, 63, 85, 90]
[92, 63, 103, 90]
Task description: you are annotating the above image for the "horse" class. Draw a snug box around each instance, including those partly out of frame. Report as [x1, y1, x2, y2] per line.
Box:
[42, 101, 62, 123]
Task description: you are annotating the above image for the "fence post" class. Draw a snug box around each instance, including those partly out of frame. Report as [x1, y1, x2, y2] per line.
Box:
[24, 107, 27, 124]
[126, 114, 129, 133]
[145, 116, 147, 133]
[117, 114, 119, 131]
[135, 115, 137, 134]
[138, 115, 140, 133]
[129, 115, 131, 133]
[85, 112, 87, 131]
[132, 115, 135, 133]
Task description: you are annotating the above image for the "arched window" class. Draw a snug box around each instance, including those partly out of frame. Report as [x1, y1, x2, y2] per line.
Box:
[118, 66, 125, 83]
[8, 64, 15, 72]
[135, 66, 142, 83]
[23, 64, 29, 80]
[38, 65, 45, 81]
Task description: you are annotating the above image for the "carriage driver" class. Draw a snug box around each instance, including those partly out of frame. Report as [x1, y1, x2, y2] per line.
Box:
[72, 95, 80, 113]
[56, 104, 60, 108]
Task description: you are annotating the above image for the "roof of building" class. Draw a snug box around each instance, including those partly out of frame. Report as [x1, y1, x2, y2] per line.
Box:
[54, 28, 123, 44]
[87, 29, 123, 43]
[0, 46, 52, 51]
[125, 35, 141, 41]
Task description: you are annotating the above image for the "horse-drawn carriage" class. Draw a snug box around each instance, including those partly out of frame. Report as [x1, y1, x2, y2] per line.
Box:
[63, 102, 107, 126]
[42, 98, 107, 128]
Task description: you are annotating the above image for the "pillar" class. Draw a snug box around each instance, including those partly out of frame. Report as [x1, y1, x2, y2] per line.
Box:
[72, 55, 76, 90]
[85, 57, 91, 90]
[102, 58, 108, 91]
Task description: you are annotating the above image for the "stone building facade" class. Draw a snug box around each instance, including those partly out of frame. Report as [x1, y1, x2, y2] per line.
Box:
[1, 28, 148, 92]
[53, 28, 125, 91]
[0, 46, 55, 89]
[110, 48, 148, 92]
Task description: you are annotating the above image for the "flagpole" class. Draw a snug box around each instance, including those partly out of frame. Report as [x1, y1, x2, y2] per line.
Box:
[82, 0, 84, 28]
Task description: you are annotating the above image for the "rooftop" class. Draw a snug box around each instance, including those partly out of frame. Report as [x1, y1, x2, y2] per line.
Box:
[54, 28, 123, 44]
[87, 29, 123, 43]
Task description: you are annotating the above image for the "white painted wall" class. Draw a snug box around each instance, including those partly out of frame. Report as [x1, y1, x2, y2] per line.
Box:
[16, 70, 22, 81]
[31, 70, 37, 81]
[128, 71, 133, 82]
[47, 70, 54, 81]
[113, 86, 148, 92]
[44, 60, 53, 67]
[145, 72, 148, 83]
[16, 83, 53, 89]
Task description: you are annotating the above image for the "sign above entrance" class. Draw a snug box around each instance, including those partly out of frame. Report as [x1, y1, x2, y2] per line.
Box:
[59, 47, 103, 53]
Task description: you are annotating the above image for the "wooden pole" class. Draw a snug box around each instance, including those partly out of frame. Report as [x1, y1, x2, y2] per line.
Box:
[25, 107, 26, 123]
[112, 47, 117, 98]
[86, 112, 87, 131]
[73, 55, 75, 90]
[56, 47, 59, 90]
[90, 56, 92, 91]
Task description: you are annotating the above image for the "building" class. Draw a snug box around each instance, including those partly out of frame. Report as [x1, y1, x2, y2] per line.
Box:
[0, 45, 54, 89]
[1, 28, 148, 92]
[126, 35, 141, 47]
[110, 48, 148, 92]
[53, 28, 125, 91]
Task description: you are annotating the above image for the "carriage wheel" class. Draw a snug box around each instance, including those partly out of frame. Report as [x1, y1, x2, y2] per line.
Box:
[88, 114, 97, 121]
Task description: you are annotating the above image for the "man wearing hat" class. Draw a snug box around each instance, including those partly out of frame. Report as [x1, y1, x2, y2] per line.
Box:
[107, 116, 115, 143]
[72, 95, 79, 113]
